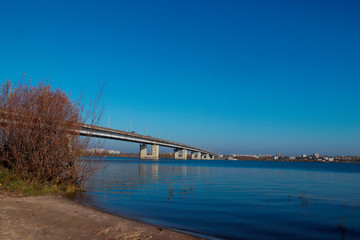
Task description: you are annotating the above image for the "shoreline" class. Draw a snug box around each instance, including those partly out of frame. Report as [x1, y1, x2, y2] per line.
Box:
[0, 191, 200, 240]
[94, 156, 360, 164]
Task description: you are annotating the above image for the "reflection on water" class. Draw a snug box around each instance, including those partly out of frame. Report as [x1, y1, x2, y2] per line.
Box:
[74, 158, 360, 240]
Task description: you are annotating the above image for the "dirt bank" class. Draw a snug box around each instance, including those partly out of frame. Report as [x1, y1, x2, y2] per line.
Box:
[0, 191, 200, 240]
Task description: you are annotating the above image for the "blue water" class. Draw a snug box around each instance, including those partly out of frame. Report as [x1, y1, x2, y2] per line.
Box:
[74, 158, 360, 240]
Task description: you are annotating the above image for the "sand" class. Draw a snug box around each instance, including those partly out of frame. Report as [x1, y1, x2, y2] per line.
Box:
[0, 191, 200, 240]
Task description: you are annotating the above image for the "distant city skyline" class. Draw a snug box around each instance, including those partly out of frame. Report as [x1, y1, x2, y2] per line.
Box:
[1, 0, 360, 155]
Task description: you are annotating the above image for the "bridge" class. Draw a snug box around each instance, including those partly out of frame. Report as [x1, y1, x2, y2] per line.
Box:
[79, 124, 216, 160]
[0, 114, 216, 160]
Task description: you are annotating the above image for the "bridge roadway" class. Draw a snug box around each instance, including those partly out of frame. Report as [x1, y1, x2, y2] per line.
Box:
[79, 124, 216, 160]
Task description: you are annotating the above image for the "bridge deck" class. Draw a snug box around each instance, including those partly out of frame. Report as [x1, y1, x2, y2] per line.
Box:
[80, 124, 214, 155]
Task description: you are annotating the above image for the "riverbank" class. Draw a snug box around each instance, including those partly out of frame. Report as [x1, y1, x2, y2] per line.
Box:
[0, 191, 199, 240]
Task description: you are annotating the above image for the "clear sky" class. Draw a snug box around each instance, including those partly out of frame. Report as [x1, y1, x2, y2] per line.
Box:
[1, 0, 360, 156]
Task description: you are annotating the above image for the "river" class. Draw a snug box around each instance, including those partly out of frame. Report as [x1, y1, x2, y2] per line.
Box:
[73, 158, 360, 240]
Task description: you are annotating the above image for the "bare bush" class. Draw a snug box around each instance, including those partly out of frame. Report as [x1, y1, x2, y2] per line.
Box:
[0, 80, 103, 186]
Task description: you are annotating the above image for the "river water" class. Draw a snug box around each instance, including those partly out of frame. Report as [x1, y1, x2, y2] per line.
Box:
[74, 158, 360, 240]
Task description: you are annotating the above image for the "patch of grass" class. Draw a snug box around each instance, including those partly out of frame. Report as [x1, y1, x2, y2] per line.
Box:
[0, 166, 79, 196]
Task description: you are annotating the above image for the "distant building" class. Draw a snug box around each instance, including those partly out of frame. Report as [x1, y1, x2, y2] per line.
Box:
[108, 150, 121, 154]
[87, 148, 120, 154]
[289, 156, 296, 160]
[302, 154, 307, 158]
[313, 153, 320, 159]
[232, 154, 258, 158]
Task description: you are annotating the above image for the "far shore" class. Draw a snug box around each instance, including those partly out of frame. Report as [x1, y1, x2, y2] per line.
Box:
[88, 154, 360, 164]
[0, 191, 200, 240]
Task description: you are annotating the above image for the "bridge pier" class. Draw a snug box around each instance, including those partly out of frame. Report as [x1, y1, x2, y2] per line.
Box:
[67, 134, 73, 152]
[202, 153, 210, 160]
[191, 151, 202, 160]
[174, 148, 187, 160]
[140, 144, 159, 160]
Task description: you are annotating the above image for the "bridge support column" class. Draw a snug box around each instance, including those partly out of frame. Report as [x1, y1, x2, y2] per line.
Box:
[191, 151, 201, 160]
[202, 153, 210, 160]
[67, 134, 73, 153]
[174, 148, 187, 160]
[140, 144, 159, 160]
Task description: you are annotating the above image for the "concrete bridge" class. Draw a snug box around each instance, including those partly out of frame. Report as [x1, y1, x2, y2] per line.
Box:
[79, 124, 216, 160]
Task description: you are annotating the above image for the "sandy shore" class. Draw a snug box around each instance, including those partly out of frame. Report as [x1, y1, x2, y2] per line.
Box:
[0, 191, 200, 240]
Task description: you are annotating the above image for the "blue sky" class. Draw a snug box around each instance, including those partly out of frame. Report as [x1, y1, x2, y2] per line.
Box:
[1, 0, 360, 155]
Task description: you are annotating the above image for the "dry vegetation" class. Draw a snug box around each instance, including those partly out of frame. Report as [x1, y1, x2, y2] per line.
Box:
[0, 80, 103, 192]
